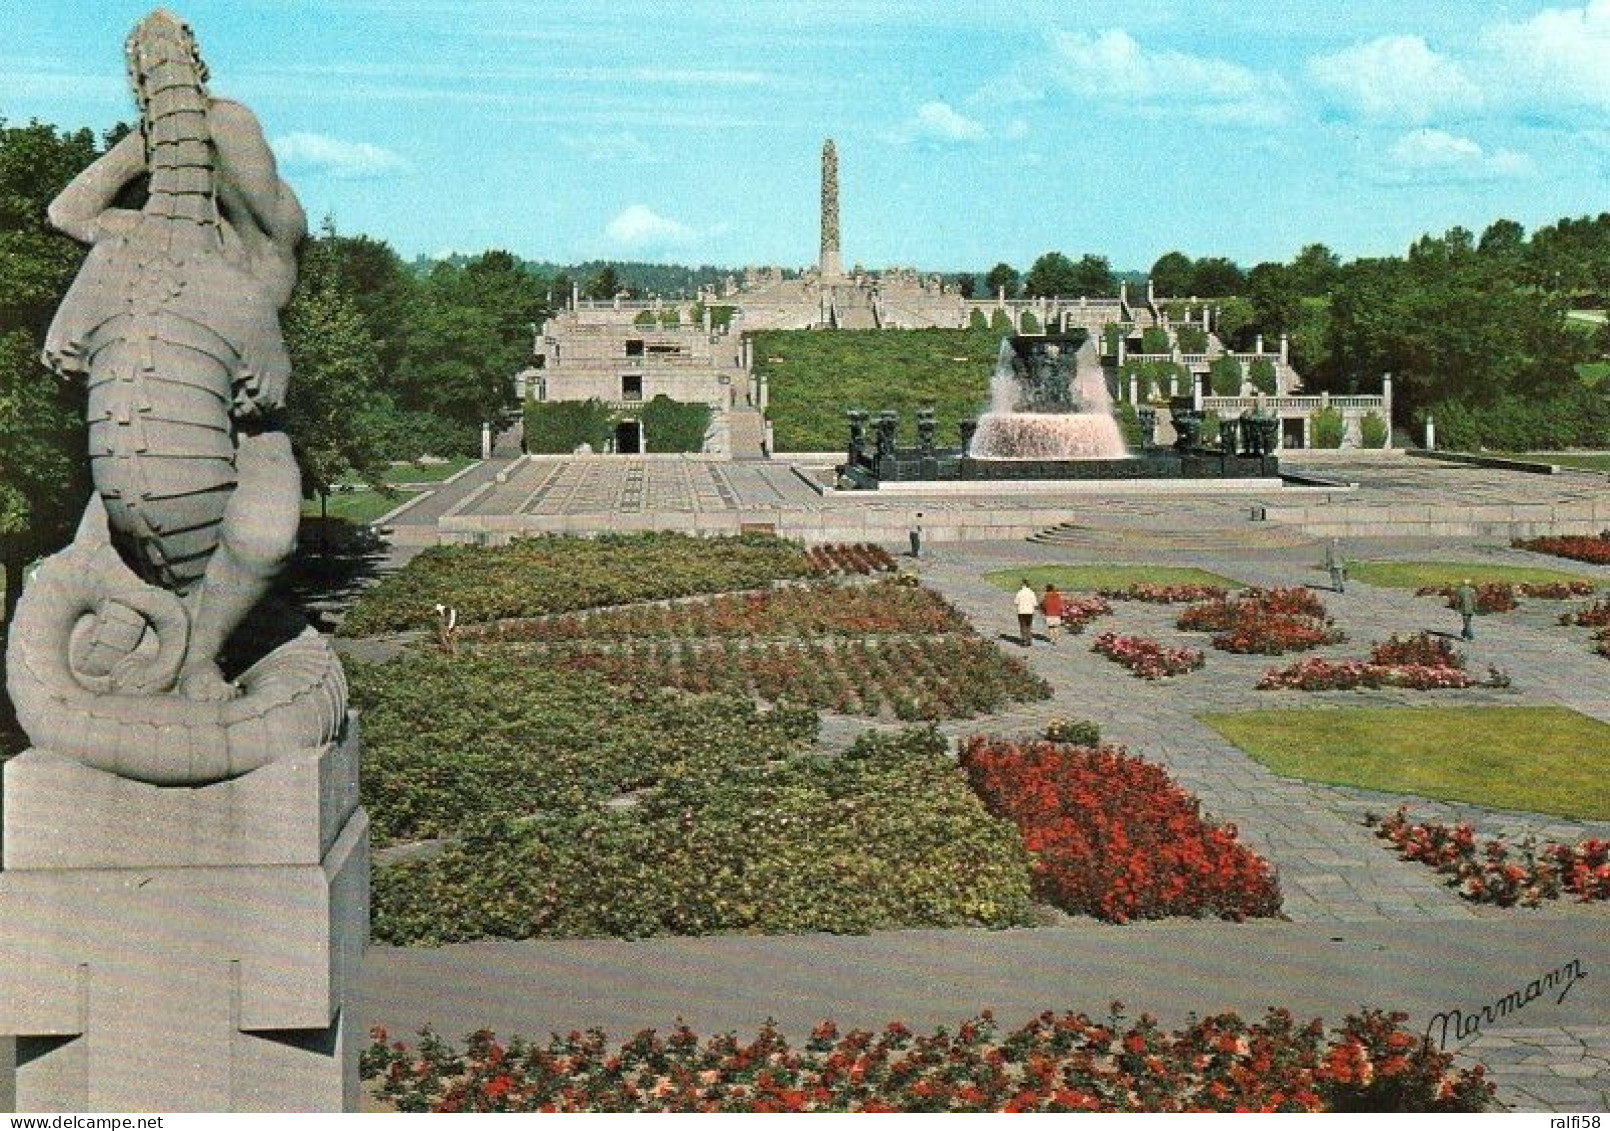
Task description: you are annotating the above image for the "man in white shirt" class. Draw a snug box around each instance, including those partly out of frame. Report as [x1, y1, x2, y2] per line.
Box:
[1014, 579, 1038, 647]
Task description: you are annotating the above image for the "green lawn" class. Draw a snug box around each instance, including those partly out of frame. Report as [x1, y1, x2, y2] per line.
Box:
[1493, 450, 1610, 472]
[1342, 560, 1603, 590]
[301, 487, 421, 524]
[1203, 706, 1610, 820]
[384, 456, 477, 484]
[983, 564, 1243, 592]
[757, 328, 1000, 451]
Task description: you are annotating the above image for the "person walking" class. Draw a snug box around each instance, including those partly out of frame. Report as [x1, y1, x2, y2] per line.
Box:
[1042, 583, 1064, 644]
[1454, 578, 1477, 641]
[909, 511, 924, 559]
[1325, 538, 1347, 594]
[1015, 579, 1037, 647]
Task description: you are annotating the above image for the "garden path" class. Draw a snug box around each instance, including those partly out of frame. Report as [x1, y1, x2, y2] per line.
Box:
[914, 536, 1610, 924]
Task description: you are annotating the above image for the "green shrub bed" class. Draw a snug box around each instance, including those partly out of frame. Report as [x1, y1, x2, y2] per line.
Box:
[460, 579, 969, 643]
[372, 729, 1036, 943]
[351, 651, 818, 846]
[341, 532, 813, 636]
[541, 635, 1051, 720]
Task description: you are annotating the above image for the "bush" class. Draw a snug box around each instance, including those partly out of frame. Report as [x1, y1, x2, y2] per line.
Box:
[658, 307, 680, 327]
[1311, 406, 1345, 448]
[351, 651, 819, 845]
[961, 737, 1281, 923]
[1426, 387, 1610, 451]
[1044, 717, 1101, 745]
[633, 309, 656, 325]
[1200, 409, 1222, 444]
[969, 308, 989, 331]
[1249, 357, 1278, 395]
[1140, 326, 1170, 354]
[372, 727, 1036, 943]
[1208, 355, 1244, 397]
[990, 309, 1014, 334]
[638, 395, 709, 453]
[1359, 411, 1389, 449]
[365, 1006, 1496, 1113]
[341, 531, 813, 635]
[523, 398, 614, 454]
[1101, 322, 1122, 356]
[1115, 401, 1143, 447]
[1020, 310, 1040, 333]
[356, 405, 479, 461]
[1175, 325, 1208, 354]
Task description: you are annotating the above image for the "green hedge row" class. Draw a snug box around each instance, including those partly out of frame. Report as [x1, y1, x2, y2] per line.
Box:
[523, 395, 710, 455]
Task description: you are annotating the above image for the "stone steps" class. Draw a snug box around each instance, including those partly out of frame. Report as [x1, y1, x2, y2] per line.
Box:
[1030, 520, 1318, 551]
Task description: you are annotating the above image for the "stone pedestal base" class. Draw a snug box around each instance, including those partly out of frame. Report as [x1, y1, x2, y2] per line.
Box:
[0, 723, 368, 1112]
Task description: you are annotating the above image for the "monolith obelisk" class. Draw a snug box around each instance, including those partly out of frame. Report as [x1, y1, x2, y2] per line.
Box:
[819, 138, 842, 278]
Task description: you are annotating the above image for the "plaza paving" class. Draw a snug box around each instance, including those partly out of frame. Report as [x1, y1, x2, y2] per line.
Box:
[349, 500, 1610, 1111]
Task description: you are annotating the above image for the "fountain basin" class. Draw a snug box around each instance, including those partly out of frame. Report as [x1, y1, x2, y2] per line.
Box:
[969, 411, 1128, 461]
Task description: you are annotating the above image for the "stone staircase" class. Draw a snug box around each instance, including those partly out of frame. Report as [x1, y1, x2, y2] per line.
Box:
[726, 406, 768, 458]
[1030, 517, 1318, 551]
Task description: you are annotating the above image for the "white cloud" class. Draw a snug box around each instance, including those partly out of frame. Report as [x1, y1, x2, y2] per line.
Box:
[885, 100, 987, 144]
[1005, 118, 1030, 138]
[1373, 128, 1536, 185]
[1043, 28, 1288, 125]
[603, 204, 696, 249]
[559, 131, 658, 163]
[270, 131, 406, 178]
[1481, 0, 1610, 109]
[1309, 35, 1480, 122]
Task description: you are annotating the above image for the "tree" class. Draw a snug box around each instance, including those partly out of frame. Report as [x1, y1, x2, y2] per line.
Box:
[985, 262, 1020, 298]
[0, 119, 109, 638]
[1286, 243, 1341, 297]
[1208, 354, 1244, 396]
[1024, 252, 1077, 297]
[1150, 251, 1194, 296]
[953, 273, 977, 298]
[1189, 257, 1245, 297]
[281, 227, 392, 512]
[1070, 254, 1116, 297]
[585, 266, 622, 300]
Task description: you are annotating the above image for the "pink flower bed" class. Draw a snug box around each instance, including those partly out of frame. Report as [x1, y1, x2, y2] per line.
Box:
[1369, 808, 1610, 906]
[1258, 633, 1506, 691]
[1098, 583, 1228, 604]
[1060, 595, 1114, 632]
[1416, 580, 1594, 613]
[1092, 632, 1204, 679]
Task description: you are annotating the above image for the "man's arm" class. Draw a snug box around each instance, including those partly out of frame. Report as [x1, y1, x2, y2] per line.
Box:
[46, 130, 146, 244]
[209, 99, 307, 251]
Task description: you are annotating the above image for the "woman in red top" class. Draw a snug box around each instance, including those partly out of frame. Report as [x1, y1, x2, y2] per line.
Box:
[1042, 584, 1065, 641]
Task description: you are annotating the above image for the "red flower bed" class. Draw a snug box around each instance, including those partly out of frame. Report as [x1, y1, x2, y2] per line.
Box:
[1178, 588, 1342, 655]
[1257, 658, 1478, 692]
[960, 737, 1280, 923]
[1091, 632, 1205, 679]
[1513, 533, 1610, 565]
[364, 1008, 1493, 1113]
[1415, 583, 1517, 613]
[1369, 807, 1610, 906]
[806, 543, 897, 575]
[1098, 582, 1228, 604]
[1369, 633, 1463, 668]
[1560, 599, 1610, 627]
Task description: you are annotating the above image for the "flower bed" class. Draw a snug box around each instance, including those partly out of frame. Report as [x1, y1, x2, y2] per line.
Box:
[1368, 807, 1610, 906]
[960, 737, 1280, 923]
[1257, 633, 1506, 691]
[1416, 580, 1594, 612]
[1092, 632, 1204, 679]
[1513, 533, 1610, 566]
[1177, 588, 1342, 655]
[541, 635, 1051, 720]
[351, 651, 820, 846]
[1560, 598, 1610, 627]
[372, 729, 1035, 944]
[806, 543, 896, 576]
[1098, 582, 1227, 604]
[1060, 594, 1114, 632]
[342, 532, 815, 636]
[462, 580, 968, 643]
[363, 1007, 1493, 1112]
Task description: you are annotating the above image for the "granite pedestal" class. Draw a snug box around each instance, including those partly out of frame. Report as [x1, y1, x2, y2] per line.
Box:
[0, 722, 368, 1112]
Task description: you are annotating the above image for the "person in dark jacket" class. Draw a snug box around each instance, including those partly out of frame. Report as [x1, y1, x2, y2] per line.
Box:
[1453, 579, 1477, 641]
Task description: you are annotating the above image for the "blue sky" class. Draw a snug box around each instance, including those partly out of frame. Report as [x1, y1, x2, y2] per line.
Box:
[8, 1, 1610, 272]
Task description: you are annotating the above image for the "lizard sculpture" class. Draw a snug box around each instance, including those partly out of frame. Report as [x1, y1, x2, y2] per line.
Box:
[5, 10, 345, 784]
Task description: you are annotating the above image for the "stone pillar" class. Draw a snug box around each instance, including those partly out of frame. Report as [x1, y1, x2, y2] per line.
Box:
[819, 138, 842, 278]
[1119, 280, 1128, 307]
[1279, 334, 1289, 364]
[1128, 373, 1139, 405]
[570, 281, 579, 310]
[1255, 333, 1264, 355]
[1117, 337, 1127, 366]
[481, 421, 492, 459]
[703, 306, 713, 334]
[1193, 371, 1204, 411]
[1146, 277, 1155, 304]
[1382, 372, 1394, 446]
[1302, 415, 1312, 449]
[1425, 414, 1435, 450]
[0, 729, 368, 1112]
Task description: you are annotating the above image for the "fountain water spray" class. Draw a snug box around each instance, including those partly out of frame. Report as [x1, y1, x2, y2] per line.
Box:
[969, 337, 1128, 459]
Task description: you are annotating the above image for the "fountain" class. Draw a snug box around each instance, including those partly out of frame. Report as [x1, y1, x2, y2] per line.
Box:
[970, 337, 1127, 459]
[835, 333, 1283, 489]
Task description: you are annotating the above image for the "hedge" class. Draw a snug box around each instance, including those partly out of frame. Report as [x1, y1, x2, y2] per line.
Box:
[1311, 405, 1345, 448]
[523, 395, 709, 455]
[1360, 410, 1389, 448]
[1208, 355, 1243, 397]
[1249, 357, 1278, 396]
[638, 394, 710, 452]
